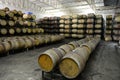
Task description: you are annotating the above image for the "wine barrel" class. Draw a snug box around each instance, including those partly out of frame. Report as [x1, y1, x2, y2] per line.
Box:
[23, 38, 33, 48]
[0, 19, 7, 26]
[59, 20, 64, 23]
[95, 24, 101, 28]
[12, 10, 18, 15]
[13, 16, 17, 21]
[94, 30, 101, 33]
[31, 22, 36, 27]
[18, 11, 23, 16]
[6, 11, 14, 18]
[68, 41, 79, 49]
[16, 28, 21, 34]
[37, 37, 45, 45]
[1, 28, 7, 35]
[96, 19, 102, 23]
[8, 40, 19, 50]
[59, 29, 64, 32]
[115, 15, 120, 22]
[87, 19, 94, 23]
[8, 20, 15, 27]
[65, 20, 71, 24]
[33, 37, 41, 46]
[9, 28, 15, 34]
[77, 35, 84, 38]
[18, 17, 23, 21]
[32, 29, 36, 34]
[27, 36, 36, 46]
[24, 21, 31, 27]
[77, 30, 84, 33]
[65, 25, 70, 29]
[72, 29, 77, 33]
[17, 38, 26, 49]
[59, 24, 64, 28]
[23, 14, 31, 19]
[72, 19, 78, 23]
[38, 48, 66, 72]
[15, 20, 24, 26]
[22, 28, 27, 34]
[0, 10, 6, 17]
[59, 47, 89, 79]
[64, 34, 70, 37]
[72, 24, 78, 28]
[59, 44, 74, 53]
[87, 24, 94, 28]
[81, 38, 100, 53]
[27, 28, 32, 34]
[78, 19, 85, 23]
[78, 24, 84, 28]
[64, 29, 70, 33]
[2, 42, 11, 52]
[71, 34, 77, 38]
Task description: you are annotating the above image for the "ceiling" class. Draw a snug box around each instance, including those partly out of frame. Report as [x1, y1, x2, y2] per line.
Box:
[0, 0, 120, 17]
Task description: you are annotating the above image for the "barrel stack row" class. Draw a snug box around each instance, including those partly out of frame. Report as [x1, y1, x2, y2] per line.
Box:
[59, 15, 86, 38]
[94, 15, 104, 39]
[0, 7, 43, 36]
[37, 17, 60, 34]
[113, 14, 120, 41]
[0, 27, 44, 36]
[86, 13, 95, 37]
[38, 37, 100, 79]
[0, 35, 64, 56]
[59, 15, 71, 37]
[105, 15, 113, 41]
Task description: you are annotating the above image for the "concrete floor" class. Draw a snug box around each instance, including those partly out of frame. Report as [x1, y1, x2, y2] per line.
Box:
[0, 39, 120, 80]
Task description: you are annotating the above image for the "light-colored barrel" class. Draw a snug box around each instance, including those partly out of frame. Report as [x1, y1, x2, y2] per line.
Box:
[78, 19, 85, 23]
[38, 48, 66, 72]
[68, 41, 79, 49]
[22, 28, 27, 33]
[2, 42, 11, 52]
[95, 24, 101, 28]
[59, 47, 89, 79]
[78, 24, 84, 28]
[8, 40, 19, 50]
[72, 19, 78, 23]
[72, 24, 78, 28]
[16, 28, 21, 34]
[9, 28, 15, 34]
[17, 39, 26, 49]
[23, 38, 33, 48]
[1, 28, 7, 35]
[59, 44, 74, 53]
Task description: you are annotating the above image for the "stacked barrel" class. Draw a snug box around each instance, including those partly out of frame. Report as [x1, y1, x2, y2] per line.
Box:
[37, 17, 60, 34]
[94, 15, 104, 39]
[0, 7, 43, 36]
[59, 15, 71, 37]
[105, 15, 113, 41]
[113, 14, 120, 41]
[71, 15, 86, 38]
[0, 35, 64, 56]
[38, 37, 100, 79]
[86, 13, 95, 37]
